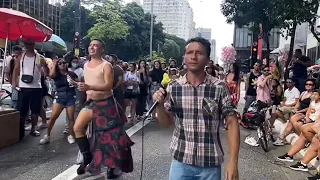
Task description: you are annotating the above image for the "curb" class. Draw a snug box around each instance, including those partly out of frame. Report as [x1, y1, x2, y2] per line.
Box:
[273, 119, 318, 167]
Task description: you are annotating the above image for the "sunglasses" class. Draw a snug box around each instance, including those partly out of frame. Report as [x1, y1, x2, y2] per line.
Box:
[306, 83, 314, 86]
[58, 62, 67, 65]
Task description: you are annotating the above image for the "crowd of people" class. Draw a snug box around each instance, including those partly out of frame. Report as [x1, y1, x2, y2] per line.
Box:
[6, 36, 320, 179]
[3, 37, 242, 179]
[239, 49, 320, 180]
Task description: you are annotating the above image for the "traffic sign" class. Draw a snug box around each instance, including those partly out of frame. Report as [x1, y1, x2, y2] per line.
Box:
[75, 32, 79, 36]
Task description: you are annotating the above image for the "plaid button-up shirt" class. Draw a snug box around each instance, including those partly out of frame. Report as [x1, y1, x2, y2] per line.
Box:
[164, 74, 237, 167]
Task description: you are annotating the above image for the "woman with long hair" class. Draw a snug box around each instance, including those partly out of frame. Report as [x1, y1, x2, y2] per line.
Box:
[224, 63, 241, 130]
[124, 62, 140, 124]
[205, 64, 216, 77]
[225, 63, 241, 105]
[149, 60, 165, 118]
[39, 58, 78, 145]
[136, 60, 149, 120]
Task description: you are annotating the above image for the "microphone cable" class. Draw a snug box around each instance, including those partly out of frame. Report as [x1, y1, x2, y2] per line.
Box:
[139, 114, 147, 180]
[139, 89, 167, 180]
[139, 105, 153, 180]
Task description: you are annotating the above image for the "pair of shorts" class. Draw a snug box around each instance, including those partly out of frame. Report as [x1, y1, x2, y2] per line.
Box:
[17, 88, 42, 116]
[279, 106, 294, 115]
[54, 91, 76, 107]
[124, 89, 137, 99]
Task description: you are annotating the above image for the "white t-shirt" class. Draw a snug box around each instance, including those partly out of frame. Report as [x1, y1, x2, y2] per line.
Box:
[284, 87, 300, 105]
[124, 72, 139, 89]
[309, 101, 320, 121]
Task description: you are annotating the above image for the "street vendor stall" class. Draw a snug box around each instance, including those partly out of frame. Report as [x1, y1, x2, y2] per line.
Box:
[0, 8, 53, 148]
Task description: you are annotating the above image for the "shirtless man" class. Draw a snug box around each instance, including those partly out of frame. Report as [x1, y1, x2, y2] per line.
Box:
[73, 39, 133, 178]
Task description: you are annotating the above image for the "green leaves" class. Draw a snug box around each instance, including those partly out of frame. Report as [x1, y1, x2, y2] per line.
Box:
[60, 0, 183, 62]
[162, 39, 180, 62]
[87, 1, 129, 42]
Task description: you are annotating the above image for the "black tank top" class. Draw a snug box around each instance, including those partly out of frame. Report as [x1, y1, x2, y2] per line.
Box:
[299, 92, 311, 111]
[246, 72, 260, 96]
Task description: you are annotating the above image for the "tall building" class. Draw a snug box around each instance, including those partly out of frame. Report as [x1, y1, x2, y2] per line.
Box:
[143, 0, 195, 41]
[196, 28, 211, 41]
[210, 39, 216, 63]
[233, 25, 280, 60]
[0, 0, 61, 35]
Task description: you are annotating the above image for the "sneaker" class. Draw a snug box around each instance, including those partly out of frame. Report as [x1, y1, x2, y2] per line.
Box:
[277, 153, 294, 162]
[25, 125, 32, 131]
[306, 143, 311, 148]
[273, 138, 285, 146]
[289, 161, 308, 172]
[38, 122, 48, 129]
[307, 173, 320, 180]
[39, 135, 50, 145]
[63, 128, 69, 135]
[244, 137, 259, 147]
[67, 135, 75, 144]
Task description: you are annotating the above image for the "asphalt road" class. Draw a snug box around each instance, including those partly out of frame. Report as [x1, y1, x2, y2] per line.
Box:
[0, 83, 314, 180]
[0, 110, 314, 180]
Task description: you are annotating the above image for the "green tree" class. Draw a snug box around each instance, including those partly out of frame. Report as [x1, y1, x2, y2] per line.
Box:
[165, 34, 186, 65]
[162, 39, 180, 62]
[221, 0, 319, 78]
[60, 0, 94, 43]
[151, 51, 165, 63]
[111, 2, 165, 61]
[221, 0, 279, 64]
[87, 0, 129, 52]
[274, 0, 319, 68]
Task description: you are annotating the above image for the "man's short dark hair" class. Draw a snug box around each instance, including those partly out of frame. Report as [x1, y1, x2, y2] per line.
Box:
[109, 54, 118, 62]
[186, 37, 211, 57]
[92, 39, 106, 50]
[12, 45, 22, 52]
[295, 49, 302, 54]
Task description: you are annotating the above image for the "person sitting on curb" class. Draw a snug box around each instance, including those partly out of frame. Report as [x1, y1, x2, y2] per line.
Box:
[270, 78, 300, 125]
[289, 120, 320, 174]
[277, 90, 320, 164]
[273, 79, 314, 146]
[307, 124, 320, 180]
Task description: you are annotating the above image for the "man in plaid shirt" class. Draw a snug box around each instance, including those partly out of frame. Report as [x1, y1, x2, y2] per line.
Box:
[153, 37, 240, 180]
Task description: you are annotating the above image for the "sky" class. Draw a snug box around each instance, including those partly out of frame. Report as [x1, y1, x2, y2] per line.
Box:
[124, 0, 234, 60]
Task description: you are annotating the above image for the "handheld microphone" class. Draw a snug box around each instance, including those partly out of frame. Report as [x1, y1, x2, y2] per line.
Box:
[140, 88, 167, 180]
[145, 89, 167, 118]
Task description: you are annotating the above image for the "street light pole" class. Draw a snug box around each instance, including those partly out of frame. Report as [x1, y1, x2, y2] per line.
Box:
[149, 0, 154, 60]
[74, 0, 81, 56]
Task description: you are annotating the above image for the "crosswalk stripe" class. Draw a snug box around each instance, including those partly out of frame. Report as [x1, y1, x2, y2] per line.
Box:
[51, 118, 152, 180]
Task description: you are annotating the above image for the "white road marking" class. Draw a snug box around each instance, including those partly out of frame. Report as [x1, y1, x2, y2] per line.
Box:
[51, 118, 152, 180]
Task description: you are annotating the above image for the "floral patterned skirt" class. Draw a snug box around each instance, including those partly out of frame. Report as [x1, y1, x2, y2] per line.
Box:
[84, 96, 134, 175]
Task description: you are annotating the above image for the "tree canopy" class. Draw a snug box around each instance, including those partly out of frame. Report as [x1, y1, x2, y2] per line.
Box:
[60, 0, 172, 62]
[220, 0, 319, 71]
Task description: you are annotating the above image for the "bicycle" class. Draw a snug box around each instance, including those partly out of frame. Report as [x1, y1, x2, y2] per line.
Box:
[256, 106, 276, 152]
[243, 101, 276, 152]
